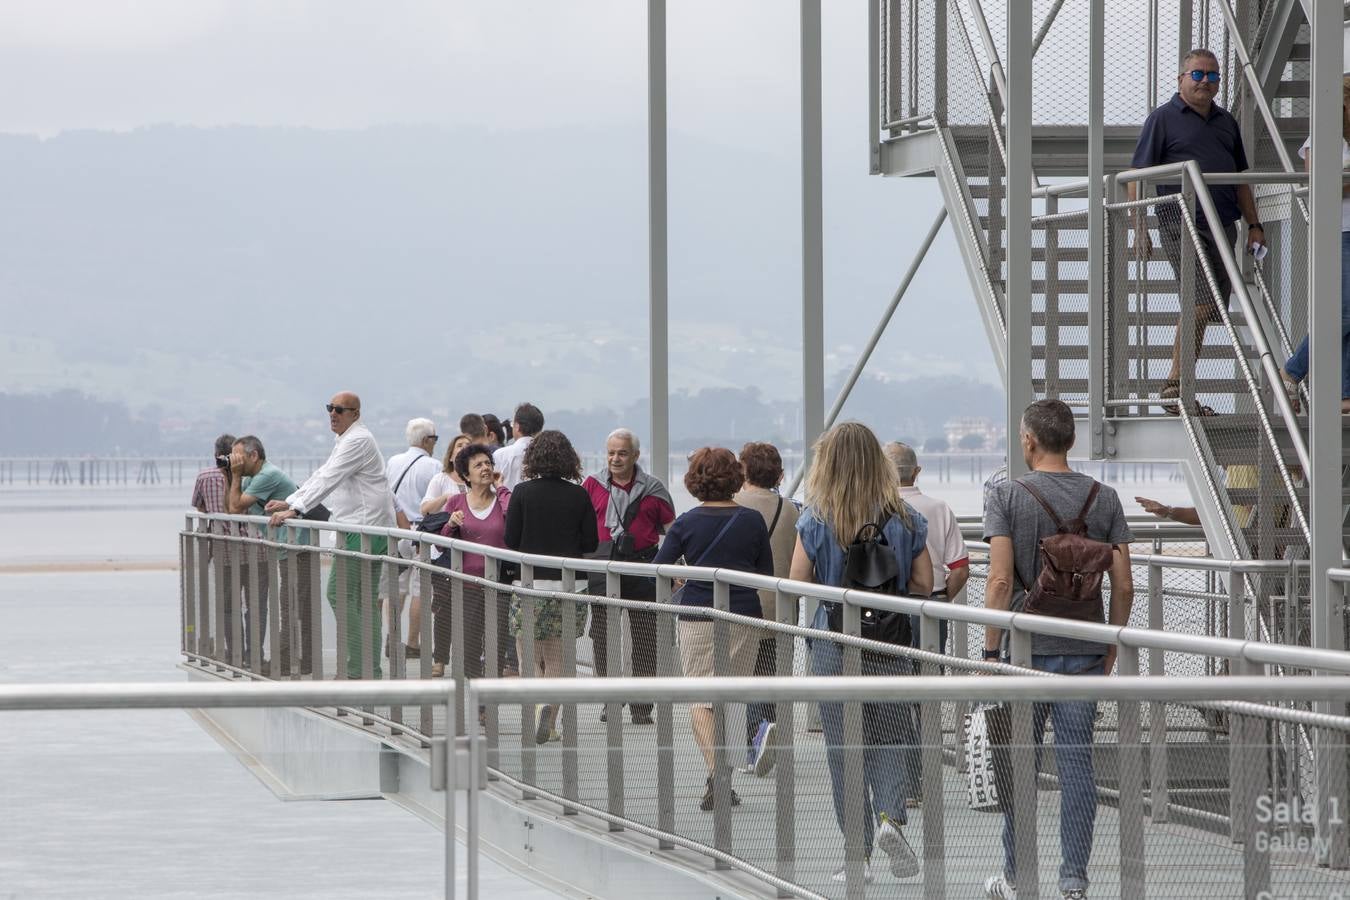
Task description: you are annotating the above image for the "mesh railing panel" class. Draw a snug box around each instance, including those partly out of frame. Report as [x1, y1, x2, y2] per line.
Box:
[180, 519, 1350, 898]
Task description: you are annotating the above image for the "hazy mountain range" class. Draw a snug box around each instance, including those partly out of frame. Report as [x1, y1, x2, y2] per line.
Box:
[0, 122, 1001, 452]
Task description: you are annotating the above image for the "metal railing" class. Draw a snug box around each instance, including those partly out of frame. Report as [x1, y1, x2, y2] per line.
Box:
[178, 511, 1350, 898]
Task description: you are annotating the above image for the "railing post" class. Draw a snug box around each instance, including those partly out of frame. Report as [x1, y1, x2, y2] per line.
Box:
[415, 542, 432, 690]
[560, 566, 579, 816]
[711, 577, 732, 867]
[360, 533, 375, 723]
[387, 538, 405, 687]
[306, 528, 323, 683]
[605, 569, 624, 831]
[182, 518, 195, 657]
[1235, 659, 1272, 896]
[483, 556, 500, 775]
[418, 541, 433, 737]
[1116, 643, 1146, 899]
[266, 538, 281, 680]
[1008, 623, 1039, 898]
[334, 526, 349, 691]
[656, 572, 676, 849]
[773, 586, 795, 896]
[450, 547, 466, 737]
[918, 605, 945, 898]
[1177, 186, 1198, 410]
[840, 597, 866, 900]
[196, 518, 212, 661]
[1147, 560, 1170, 823]
[229, 529, 243, 671]
[444, 679, 457, 900]
[519, 562, 536, 801]
[246, 531, 262, 676]
[283, 533, 299, 681]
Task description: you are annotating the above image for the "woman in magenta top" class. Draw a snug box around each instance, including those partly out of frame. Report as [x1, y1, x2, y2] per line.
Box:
[430, 442, 510, 680]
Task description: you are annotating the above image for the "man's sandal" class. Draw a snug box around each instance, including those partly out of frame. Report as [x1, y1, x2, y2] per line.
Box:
[1159, 382, 1215, 417]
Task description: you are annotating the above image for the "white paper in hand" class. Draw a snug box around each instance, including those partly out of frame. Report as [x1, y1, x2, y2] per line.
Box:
[1251, 242, 1269, 262]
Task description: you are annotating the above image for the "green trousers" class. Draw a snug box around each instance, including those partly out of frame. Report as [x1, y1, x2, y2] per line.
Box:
[326, 532, 387, 679]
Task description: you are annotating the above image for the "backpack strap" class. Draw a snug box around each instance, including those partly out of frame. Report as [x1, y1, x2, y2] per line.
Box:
[1071, 482, 1102, 532]
[1015, 479, 1063, 530]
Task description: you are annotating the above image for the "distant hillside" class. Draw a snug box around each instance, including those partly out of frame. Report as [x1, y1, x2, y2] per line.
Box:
[0, 123, 998, 434]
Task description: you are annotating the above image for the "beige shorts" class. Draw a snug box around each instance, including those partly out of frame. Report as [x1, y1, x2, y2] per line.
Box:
[678, 618, 761, 707]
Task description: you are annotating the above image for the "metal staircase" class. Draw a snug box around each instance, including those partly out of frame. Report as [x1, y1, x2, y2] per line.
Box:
[880, 0, 1343, 584]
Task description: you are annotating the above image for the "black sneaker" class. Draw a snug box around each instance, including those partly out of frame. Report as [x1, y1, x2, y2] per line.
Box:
[698, 775, 742, 812]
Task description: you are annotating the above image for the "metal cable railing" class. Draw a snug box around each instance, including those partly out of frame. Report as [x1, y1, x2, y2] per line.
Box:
[179, 510, 1350, 899]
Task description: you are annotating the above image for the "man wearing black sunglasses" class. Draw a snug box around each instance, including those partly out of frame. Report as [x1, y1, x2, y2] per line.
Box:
[1128, 47, 1267, 417]
[267, 391, 396, 679]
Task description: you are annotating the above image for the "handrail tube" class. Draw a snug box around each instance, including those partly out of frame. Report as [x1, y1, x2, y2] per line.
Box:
[0, 680, 451, 710]
[1187, 160, 1313, 478]
[183, 512, 1350, 671]
[466, 675, 1350, 706]
[965, 0, 1009, 106]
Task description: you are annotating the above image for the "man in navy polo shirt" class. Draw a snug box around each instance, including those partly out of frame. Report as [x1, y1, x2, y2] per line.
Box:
[1128, 48, 1267, 415]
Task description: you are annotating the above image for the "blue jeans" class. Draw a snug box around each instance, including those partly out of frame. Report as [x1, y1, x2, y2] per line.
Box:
[1000, 654, 1105, 894]
[1284, 231, 1350, 397]
[809, 607, 917, 857]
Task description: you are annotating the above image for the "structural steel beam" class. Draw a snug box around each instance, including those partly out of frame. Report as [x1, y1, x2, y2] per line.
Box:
[647, 0, 670, 485]
[1006, 3, 1034, 478]
[801, 0, 825, 472]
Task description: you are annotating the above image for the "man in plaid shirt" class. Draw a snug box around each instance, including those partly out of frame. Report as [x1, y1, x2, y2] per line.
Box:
[192, 434, 240, 657]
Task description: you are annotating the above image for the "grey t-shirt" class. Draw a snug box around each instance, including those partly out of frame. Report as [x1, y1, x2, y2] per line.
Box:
[982, 470, 1133, 656]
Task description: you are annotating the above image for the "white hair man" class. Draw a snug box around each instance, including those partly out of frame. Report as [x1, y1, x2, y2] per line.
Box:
[580, 427, 676, 725]
[382, 417, 442, 661]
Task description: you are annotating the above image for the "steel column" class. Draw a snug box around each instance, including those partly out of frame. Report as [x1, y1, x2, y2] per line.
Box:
[1088, 0, 1106, 456]
[801, 0, 825, 470]
[647, 0, 670, 486]
[1309, 0, 1348, 870]
[1005, 0, 1034, 478]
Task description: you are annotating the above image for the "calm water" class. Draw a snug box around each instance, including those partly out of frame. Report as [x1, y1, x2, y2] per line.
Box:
[0, 485, 551, 899]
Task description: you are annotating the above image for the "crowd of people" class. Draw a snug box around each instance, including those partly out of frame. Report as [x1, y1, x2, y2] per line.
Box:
[189, 392, 1134, 897]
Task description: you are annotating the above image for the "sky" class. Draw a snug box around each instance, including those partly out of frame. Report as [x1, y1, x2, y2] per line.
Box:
[0, 1, 999, 420]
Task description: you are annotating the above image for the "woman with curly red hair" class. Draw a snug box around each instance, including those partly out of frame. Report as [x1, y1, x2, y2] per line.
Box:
[654, 446, 773, 811]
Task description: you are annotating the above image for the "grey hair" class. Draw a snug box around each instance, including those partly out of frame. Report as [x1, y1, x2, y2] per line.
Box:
[234, 435, 266, 461]
[1020, 399, 1076, 454]
[1180, 47, 1219, 70]
[405, 417, 437, 446]
[213, 433, 237, 459]
[883, 441, 919, 485]
[606, 428, 640, 454]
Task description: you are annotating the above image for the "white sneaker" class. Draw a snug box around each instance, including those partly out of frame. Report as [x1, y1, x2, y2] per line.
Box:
[984, 873, 1017, 898]
[830, 860, 873, 884]
[875, 813, 920, 878]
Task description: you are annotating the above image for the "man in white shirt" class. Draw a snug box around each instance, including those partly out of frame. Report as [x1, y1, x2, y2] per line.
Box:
[382, 417, 442, 660]
[492, 402, 544, 490]
[884, 441, 969, 653]
[268, 392, 396, 679]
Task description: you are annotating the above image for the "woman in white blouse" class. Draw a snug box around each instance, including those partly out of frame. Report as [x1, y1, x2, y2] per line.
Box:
[421, 434, 471, 517]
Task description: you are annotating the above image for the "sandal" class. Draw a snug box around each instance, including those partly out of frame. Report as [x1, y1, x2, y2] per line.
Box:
[1280, 372, 1302, 415]
[1159, 382, 1215, 417]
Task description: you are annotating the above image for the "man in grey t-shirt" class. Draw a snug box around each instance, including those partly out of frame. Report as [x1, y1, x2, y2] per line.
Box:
[979, 399, 1135, 900]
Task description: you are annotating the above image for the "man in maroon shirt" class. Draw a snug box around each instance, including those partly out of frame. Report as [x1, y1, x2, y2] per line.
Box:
[582, 428, 676, 724]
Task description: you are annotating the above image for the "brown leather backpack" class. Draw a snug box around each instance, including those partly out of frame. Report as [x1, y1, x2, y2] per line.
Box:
[1015, 479, 1115, 622]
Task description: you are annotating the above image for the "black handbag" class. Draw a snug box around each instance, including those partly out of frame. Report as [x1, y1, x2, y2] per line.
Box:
[417, 510, 450, 534]
[825, 519, 912, 646]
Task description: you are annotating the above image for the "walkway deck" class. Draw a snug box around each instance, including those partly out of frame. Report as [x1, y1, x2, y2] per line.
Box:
[327, 693, 1350, 900]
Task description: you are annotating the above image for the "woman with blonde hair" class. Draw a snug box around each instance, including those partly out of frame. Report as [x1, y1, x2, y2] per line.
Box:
[789, 421, 931, 884]
[1281, 74, 1350, 414]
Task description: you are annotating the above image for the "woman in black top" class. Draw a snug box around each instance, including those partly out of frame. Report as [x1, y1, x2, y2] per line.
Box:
[654, 446, 772, 811]
[503, 430, 598, 743]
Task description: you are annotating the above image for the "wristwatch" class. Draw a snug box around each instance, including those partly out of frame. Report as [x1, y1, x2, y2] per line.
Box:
[1249, 222, 1264, 232]
[982, 648, 1001, 660]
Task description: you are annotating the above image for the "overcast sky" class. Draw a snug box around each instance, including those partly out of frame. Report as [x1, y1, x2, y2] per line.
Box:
[0, 1, 1000, 415]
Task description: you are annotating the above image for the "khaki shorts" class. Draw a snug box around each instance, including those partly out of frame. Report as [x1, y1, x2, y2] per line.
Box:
[678, 618, 761, 707]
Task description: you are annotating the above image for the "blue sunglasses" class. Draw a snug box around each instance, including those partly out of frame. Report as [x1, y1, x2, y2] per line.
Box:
[1185, 69, 1221, 83]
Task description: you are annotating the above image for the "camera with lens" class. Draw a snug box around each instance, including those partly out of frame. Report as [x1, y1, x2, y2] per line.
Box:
[215, 455, 231, 471]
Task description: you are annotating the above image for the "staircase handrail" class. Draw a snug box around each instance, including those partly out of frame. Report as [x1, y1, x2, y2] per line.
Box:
[1115, 162, 1311, 540]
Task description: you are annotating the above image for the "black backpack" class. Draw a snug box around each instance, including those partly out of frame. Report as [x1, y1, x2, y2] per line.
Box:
[826, 520, 913, 646]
